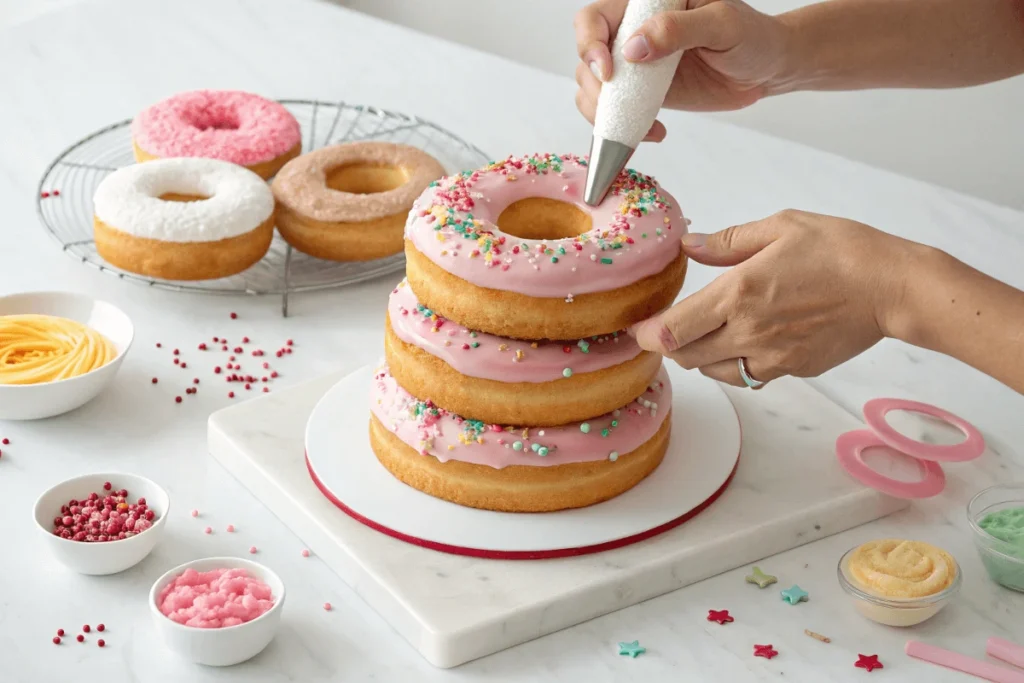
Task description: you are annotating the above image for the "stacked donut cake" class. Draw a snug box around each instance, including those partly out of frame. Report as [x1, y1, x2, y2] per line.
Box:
[371, 153, 688, 512]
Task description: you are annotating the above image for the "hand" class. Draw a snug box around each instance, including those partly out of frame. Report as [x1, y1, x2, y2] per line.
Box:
[574, 0, 791, 141]
[631, 210, 919, 387]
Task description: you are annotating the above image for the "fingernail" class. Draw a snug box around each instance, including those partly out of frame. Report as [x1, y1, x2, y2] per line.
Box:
[622, 34, 650, 61]
[681, 233, 707, 248]
[588, 60, 604, 82]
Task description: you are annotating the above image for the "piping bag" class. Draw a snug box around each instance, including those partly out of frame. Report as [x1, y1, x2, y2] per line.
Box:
[584, 0, 686, 206]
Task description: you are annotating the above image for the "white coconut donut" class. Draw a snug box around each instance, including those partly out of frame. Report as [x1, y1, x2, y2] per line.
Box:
[93, 157, 275, 280]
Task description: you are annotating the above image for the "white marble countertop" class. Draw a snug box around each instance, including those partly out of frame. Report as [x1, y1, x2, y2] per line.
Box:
[0, 0, 1022, 680]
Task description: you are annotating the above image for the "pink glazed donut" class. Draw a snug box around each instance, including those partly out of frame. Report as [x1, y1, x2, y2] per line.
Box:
[403, 153, 688, 340]
[131, 90, 302, 180]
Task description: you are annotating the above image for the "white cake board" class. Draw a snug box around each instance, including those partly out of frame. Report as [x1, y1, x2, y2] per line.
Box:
[208, 367, 910, 668]
[306, 365, 740, 555]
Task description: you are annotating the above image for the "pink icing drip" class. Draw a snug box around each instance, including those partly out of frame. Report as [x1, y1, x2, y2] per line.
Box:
[388, 279, 642, 382]
[370, 365, 671, 469]
[404, 154, 686, 297]
[132, 90, 301, 166]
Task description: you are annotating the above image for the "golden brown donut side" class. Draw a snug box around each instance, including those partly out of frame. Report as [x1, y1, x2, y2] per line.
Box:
[133, 140, 301, 181]
[369, 411, 671, 512]
[93, 215, 274, 281]
[274, 203, 406, 261]
[405, 242, 687, 340]
[384, 314, 663, 426]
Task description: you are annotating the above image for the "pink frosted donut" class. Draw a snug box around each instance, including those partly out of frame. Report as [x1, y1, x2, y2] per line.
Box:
[131, 90, 302, 179]
[403, 153, 689, 340]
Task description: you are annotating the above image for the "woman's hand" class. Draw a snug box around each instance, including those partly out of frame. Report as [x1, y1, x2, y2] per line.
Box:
[574, 0, 792, 141]
[631, 210, 921, 387]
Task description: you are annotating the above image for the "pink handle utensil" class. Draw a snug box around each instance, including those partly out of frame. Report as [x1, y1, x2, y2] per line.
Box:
[906, 641, 1024, 683]
[988, 637, 1024, 670]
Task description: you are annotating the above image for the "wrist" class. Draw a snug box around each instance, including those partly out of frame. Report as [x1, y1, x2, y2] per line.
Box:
[876, 243, 957, 348]
[762, 10, 817, 96]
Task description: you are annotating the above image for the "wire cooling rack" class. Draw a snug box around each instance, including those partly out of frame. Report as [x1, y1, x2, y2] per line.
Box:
[35, 100, 491, 316]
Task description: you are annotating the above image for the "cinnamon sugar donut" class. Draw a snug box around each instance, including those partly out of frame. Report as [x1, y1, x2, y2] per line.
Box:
[369, 364, 671, 512]
[271, 142, 445, 261]
[132, 90, 301, 180]
[92, 158, 275, 281]
[404, 153, 688, 340]
[385, 279, 661, 426]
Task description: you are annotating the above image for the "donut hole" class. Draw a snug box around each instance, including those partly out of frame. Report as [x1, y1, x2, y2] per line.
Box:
[159, 193, 210, 203]
[326, 163, 409, 195]
[187, 108, 241, 131]
[496, 198, 593, 240]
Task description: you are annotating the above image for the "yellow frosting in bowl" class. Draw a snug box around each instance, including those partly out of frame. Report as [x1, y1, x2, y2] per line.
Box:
[0, 314, 117, 385]
[847, 539, 957, 599]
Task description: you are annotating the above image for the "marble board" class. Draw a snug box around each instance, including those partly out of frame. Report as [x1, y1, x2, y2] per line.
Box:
[208, 369, 909, 668]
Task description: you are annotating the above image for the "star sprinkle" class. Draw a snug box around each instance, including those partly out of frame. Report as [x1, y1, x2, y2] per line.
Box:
[855, 654, 883, 672]
[781, 585, 809, 605]
[754, 644, 779, 660]
[618, 640, 646, 658]
[707, 609, 734, 625]
[745, 566, 778, 589]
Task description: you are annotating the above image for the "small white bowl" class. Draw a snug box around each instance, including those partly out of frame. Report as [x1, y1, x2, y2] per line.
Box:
[33, 472, 168, 575]
[149, 557, 285, 667]
[0, 291, 134, 420]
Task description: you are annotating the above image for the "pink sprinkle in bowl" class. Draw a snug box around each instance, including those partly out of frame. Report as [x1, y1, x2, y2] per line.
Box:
[149, 556, 285, 667]
[33, 472, 169, 575]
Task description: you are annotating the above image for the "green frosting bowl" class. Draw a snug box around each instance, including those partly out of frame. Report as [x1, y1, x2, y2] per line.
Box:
[967, 483, 1024, 593]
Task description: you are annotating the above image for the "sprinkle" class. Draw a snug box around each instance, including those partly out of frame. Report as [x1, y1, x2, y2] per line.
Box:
[601, 428, 610, 437]
[609, 451, 619, 462]
[781, 585, 809, 605]
[226, 524, 235, 532]
[97, 639, 105, 648]
[611, 420, 618, 427]
[83, 625, 90, 633]
[230, 312, 238, 319]
[57, 629, 64, 637]
[471, 342, 480, 348]
[76, 634, 84, 642]
[97, 624, 105, 632]
[249, 546, 257, 554]
[190, 509, 199, 517]
[301, 549, 310, 557]
[855, 654, 883, 672]
[513, 441, 523, 451]
[707, 609, 733, 625]
[323, 602, 332, 611]
[804, 629, 830, 643]
[600, 257, 613, 265]
[498, 343, 508, 352]
[580, 423, 591, 434]
[537, 446, 549, 456]
[754, 644, 778, 660]
[531, 443, 540, 452]
[204, 526, 212, 534]
[562, 368, 573, 378]
[618, 640, 646, 658]
[746, 566, 777, 589]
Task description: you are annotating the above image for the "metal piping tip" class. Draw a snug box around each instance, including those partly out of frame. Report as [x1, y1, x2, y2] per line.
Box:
[583, 137, 635, 206]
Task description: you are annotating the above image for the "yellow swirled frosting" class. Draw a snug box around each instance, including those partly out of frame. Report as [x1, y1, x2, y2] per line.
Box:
[847, 539, 957, 599]
[0, 314, 117, 384]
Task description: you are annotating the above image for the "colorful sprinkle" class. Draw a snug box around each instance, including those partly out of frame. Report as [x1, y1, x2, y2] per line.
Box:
[562, 368, 573, 378]
[580, 423, 591, 434]
[781, 585, 809, 605]
[855, 654, 883, 672]
[609, 451, 619, 462]
[746, 566, 777, 589]
[754, 644, 779, 660]
[618, 640, 646, 658]
[707, 609, 734, 625]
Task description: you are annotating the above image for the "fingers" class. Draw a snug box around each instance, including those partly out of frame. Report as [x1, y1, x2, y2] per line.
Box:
[631, 282, 728, 355]
[665, 326, 736, 371]
[574, 0, 625, 82]
[681, 212, 794, 267]
[698, 356, 777, 389]
[622, 4, 742, 63]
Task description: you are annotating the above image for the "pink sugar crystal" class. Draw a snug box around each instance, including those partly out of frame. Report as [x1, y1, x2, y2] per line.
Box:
[156, 568, 274, 628]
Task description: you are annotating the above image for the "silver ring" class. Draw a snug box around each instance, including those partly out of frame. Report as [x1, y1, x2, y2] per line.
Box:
[738, 357, 764, 389]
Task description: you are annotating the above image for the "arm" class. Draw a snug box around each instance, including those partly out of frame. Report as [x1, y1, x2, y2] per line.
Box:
[774, 0, 1024, 93]
[882, 246, 1024, 394]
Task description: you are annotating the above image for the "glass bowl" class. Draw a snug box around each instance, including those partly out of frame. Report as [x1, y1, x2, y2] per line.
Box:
[837, 544, 962, 626]
[967, 483, 1024, 592]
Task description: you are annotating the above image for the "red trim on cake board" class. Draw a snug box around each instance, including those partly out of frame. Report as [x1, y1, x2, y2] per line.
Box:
[306, 453, 740, 560]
